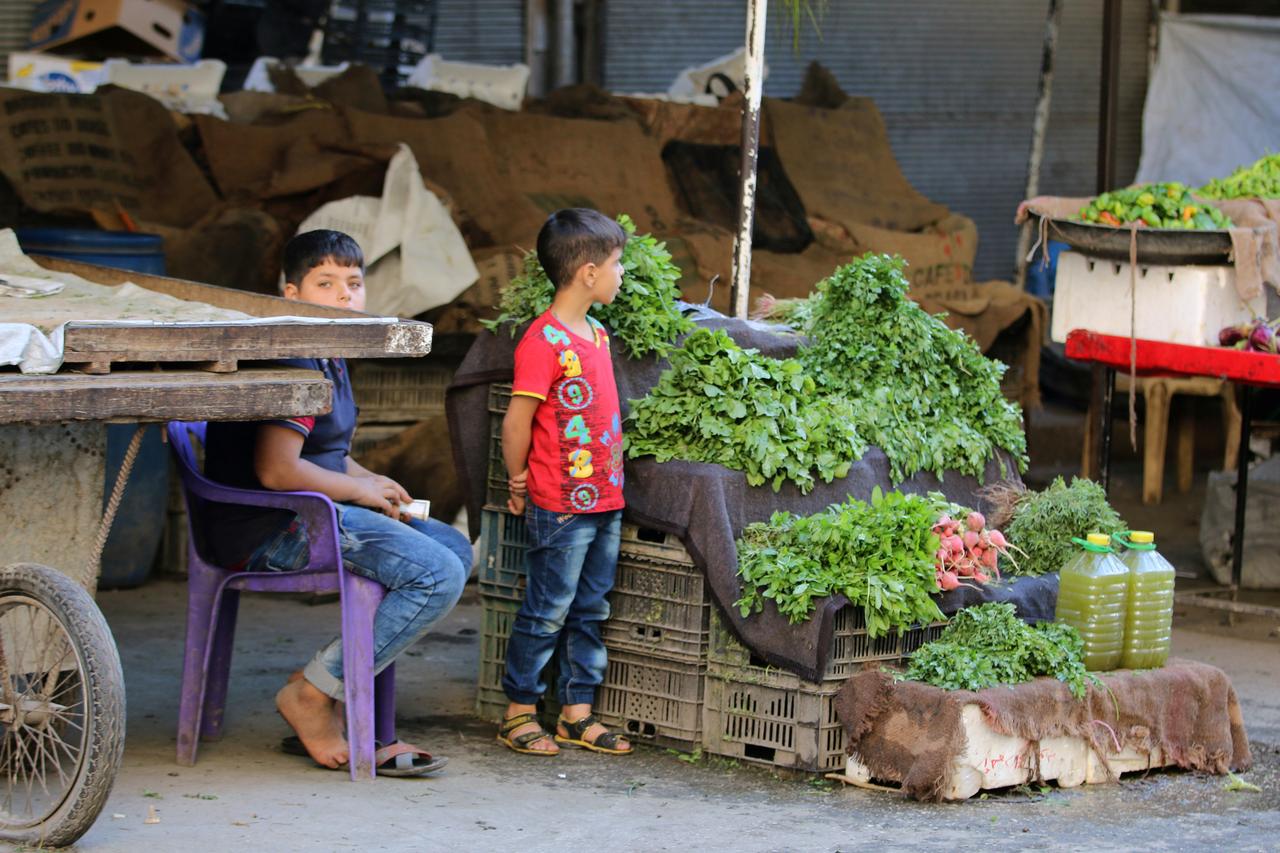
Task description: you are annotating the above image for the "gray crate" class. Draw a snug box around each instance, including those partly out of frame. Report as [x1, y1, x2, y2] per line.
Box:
[595, 649, 703, 751]
[602, 555, 709, 663]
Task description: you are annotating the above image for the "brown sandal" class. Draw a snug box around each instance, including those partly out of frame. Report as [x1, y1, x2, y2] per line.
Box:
[497, 713, 559, 756]
[554, 713, 633, 755]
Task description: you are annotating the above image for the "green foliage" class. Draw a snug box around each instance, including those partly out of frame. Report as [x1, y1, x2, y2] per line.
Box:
[735, 487, 945, 634]
[798, 254, 1028, 483]
[480, 214, 692, 358]
[1198, 153, 1280, 201]
[1003, 477, 1127, 576]
[1075, 183, 1232, 230]
[901, 603, 1092, 699]
[625, 328, 865, 493]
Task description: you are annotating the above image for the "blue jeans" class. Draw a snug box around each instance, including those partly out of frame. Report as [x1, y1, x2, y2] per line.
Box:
[502, 504, 622, 706]
[246, 504, 472, 700]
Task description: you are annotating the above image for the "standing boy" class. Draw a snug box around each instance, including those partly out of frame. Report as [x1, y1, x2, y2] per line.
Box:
[202, 229, 472, 776]
[497, 209, 632, 756]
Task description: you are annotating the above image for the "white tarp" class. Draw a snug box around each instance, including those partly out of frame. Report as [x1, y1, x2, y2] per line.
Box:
[296, 144, 479, 319]
[1135, 14, 1280, 187]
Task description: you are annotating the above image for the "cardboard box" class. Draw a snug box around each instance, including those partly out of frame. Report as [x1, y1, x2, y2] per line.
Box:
[7, 51, 105, 93]
[27, 0, 204, 63]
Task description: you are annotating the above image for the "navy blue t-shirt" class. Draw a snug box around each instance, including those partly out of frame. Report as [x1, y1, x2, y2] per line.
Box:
[202, 357, 357, 567]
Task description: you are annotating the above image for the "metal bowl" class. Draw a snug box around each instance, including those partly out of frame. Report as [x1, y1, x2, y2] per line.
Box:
[1043, 217, 1233, 265]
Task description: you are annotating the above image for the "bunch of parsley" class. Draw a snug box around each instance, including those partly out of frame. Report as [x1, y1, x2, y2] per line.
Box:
[735, 487, 946, 634]
[1003, 477, 1127, 576]
[481, 214, 693, 358]
[901, 602, 1092, 699]
[625, 328, 865, 493]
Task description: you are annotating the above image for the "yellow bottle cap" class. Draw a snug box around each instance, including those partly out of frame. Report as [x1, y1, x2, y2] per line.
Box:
[1086, 533, 1111, 547]
[1129, 531, 1155, 544]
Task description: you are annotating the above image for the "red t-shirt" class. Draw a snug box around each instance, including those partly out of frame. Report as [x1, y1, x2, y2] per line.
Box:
[511, 310, 625, 514]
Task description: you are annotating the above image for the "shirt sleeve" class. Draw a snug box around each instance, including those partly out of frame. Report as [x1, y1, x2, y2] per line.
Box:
[266, 416, 315, 437]
[512, 331, 559, 401]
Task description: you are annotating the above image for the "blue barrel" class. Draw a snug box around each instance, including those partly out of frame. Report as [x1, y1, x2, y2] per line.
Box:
[14, 228, 166, 275]
[16, 228, 169, 589]
[1026, 240, 1068, 300]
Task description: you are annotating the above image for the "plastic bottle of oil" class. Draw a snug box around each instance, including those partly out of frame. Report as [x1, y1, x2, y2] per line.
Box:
[1117, 530, 1175, 669]
[1054, 533, 1129, 671]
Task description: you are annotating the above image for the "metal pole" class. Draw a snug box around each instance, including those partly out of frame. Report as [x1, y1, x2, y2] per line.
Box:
[1014, 0, 1062, 290]
[525, 0, 550, 97]
[553, 0, 574, 89]
[730, 0, 768, 320]
[1097, 0, 1122, 194]
[1231, 386, 1253, 593]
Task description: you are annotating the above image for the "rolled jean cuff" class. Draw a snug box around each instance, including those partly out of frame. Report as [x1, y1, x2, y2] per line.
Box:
[502, 686, 543, 706]
[563, 687, 598, 706]
[304, 653, 345, 701]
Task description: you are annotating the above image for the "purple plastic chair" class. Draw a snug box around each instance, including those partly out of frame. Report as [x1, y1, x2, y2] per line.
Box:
[166, 420, 394, 781]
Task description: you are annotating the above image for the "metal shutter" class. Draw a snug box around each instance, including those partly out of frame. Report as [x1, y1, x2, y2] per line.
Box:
[603, 0, 1149, 282]
[0, 0, 38, 83]
[433, 0, 525, 64]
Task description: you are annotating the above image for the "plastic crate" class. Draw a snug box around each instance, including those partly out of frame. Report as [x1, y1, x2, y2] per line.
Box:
[477, 508, 529, 602]
[595, 649, 703, 751]
[702, 670, 845, 773]
[601, 555, 709, 662]
[475, 595, 560, 723]
[709, 607, 946, 680]
[486, 414, 510, 509]
[348, 423, 406, 461]
[619, 523, 694, 567]
[488, 382, 512, 416]
[348, 360, 451, 424]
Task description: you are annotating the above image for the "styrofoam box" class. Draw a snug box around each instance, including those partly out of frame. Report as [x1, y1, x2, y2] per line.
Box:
[406, 54, 530, 111]
[103, 59, 226, 99]
[7, 52, 105, 93]
[1050, 250, 1264, 347]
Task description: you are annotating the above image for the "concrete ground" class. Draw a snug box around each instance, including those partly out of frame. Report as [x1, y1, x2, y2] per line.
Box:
[26, 426, 1280, 851]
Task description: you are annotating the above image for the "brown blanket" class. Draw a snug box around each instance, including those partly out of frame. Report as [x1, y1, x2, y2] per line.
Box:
[834, 659, 1252, 801]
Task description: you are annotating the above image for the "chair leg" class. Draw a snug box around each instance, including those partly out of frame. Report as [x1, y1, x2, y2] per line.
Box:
[177, 568, 222, 766]
[339, 572, 384, 781]
[1142, 380, 1172, 505]
[1175, 400, 1196, 494]
[375, 663, 396, 747]
[1222, 383, 1242, 472]
[200, 588, 241, 741]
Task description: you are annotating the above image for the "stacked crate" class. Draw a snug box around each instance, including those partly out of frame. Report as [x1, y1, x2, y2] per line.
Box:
[477, 382, 944, 769]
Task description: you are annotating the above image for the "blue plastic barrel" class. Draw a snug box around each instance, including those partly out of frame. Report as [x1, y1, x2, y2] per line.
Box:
[1026, 240, 1068, 300]
[15, 228, 168, 589]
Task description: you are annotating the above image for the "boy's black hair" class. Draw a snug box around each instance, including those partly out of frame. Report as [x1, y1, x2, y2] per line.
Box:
[536, 209, 627, 289]
[282, 229, 365, 289]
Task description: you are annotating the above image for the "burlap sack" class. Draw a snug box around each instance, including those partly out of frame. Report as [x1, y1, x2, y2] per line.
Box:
[768, 97, 948, 233]
[620, 94, 768, 148]
[217, 91, 327, 126]
[346, 107, 547, 248]
[421, 245, 523, 334]
[845, 213, 979, 290]
[0, 88, 218, 227]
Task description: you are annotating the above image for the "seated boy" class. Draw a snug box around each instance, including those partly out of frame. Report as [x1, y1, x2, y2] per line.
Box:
[497, 209, 632, 756]
[202, 229, 472, 776]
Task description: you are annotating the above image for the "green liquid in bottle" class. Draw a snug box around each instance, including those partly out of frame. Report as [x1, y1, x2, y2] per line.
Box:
[1119, 536, 1175, 670]
[1055, 537, 1129, 672]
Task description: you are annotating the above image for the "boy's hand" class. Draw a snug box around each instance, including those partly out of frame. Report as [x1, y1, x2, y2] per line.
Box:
[351, 477, 402, 518]
[507, 493, 526, 516]
[508, 468, 528, 498]
[363, 473, 411, 506]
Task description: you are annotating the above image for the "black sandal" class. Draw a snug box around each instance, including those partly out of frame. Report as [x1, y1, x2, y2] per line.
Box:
[497, 712, 559, 756]
[554, 713, 633, 755]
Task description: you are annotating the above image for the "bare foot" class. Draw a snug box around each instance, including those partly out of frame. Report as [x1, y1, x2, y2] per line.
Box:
[502, 702, 558, 754]
[276, 679, 348, 768]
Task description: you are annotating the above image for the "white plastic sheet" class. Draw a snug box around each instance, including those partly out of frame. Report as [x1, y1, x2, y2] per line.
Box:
[1135, 14, 1280, 187]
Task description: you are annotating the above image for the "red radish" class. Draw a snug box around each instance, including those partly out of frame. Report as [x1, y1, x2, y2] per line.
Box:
[967, 511, 985, 532]
[987, 529, 1008, 550]
[945, 535, 964, 555]
[981, 548, 998, 569]
[962, 530, 980, 549]
[974, 570, 990, 583]
[938, 571, 960, 591]
[956, 559, 974, 577]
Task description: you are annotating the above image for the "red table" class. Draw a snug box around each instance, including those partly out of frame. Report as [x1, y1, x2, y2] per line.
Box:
[1065, 330, 1280, 619]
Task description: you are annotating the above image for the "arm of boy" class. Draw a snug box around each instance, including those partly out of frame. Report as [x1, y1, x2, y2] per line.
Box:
[343, 455, 414, 519]
[502, 396, 540, 516]
[254, 424, 401, 517]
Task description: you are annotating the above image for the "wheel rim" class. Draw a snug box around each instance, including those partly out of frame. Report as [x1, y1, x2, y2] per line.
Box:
[0, 594, 90, 829]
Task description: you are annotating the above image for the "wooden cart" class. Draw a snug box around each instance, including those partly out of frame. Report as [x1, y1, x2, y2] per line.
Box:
[0, 257, 432, 846]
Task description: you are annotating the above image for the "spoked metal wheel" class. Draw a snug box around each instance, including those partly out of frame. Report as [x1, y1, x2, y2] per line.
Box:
[0, 563, 125, 847]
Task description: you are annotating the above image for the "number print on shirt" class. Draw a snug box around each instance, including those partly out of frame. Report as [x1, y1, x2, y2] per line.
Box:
[568, 448, 594, 479]
[556, 377, 593, 411]
[543, 325, 571, 347]
[569, 483, 599, 511]
[559, 349, 582, 378]
[564, 414, 591, 445]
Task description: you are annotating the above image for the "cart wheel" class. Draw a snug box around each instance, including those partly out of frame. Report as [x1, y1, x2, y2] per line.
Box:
[0, 563, 125, 847]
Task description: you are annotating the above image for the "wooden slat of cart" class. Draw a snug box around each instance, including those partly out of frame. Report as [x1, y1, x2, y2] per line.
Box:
[0, 367, 332, 425]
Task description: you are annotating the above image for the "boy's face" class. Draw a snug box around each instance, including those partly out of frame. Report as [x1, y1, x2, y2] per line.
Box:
[587, 247, 625, 305]
[283, 258, 366, 311]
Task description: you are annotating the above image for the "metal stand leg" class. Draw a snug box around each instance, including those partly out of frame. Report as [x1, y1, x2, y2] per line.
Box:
[1230, 386, 1253, 595]
[1100, 367, 1115, 494]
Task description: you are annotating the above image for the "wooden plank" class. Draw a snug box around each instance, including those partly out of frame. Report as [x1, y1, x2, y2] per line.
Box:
[0, 368, 332, 425]
[60, 320, 432, 366]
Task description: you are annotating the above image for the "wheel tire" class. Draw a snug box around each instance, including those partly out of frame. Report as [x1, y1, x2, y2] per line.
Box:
[0, 563, 125, 847]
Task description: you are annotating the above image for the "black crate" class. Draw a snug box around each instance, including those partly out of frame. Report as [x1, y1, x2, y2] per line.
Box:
[477, 507, 529, 602]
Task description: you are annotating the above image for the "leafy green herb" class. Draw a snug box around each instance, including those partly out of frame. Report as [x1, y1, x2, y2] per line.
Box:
[1223, 772, 1262, 793]
[900, 603, 1092, 699]
[1003, 477, 1126, 576]
[798, 254, 1028, 483]
[735, 487, 945, 634]
[626, 328, 865, 493]
[481, 214, 693, 358]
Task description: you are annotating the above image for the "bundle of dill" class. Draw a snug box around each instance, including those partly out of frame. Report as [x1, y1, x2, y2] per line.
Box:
[1002, 476, 1126, 576]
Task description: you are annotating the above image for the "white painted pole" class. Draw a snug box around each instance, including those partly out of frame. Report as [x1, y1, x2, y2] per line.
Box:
[730, 0, 768, 320]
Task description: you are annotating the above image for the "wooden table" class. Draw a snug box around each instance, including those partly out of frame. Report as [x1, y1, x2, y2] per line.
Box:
[1066, 330, 1280, 619]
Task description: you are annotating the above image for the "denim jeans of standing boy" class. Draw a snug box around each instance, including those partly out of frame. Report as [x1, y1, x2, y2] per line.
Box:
[245, 503, 472, 700]
[502, 504, 622, 706]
